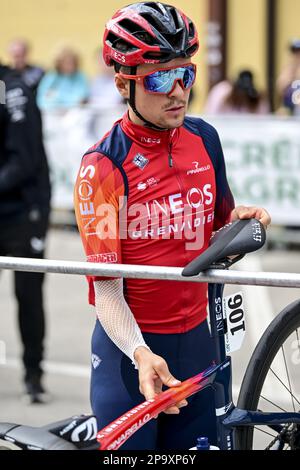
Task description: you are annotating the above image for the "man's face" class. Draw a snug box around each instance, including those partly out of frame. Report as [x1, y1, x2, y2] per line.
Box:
[117, 57, 193, 129]
[8, 42, 28, 70]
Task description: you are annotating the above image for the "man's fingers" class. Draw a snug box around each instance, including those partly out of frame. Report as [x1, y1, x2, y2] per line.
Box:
[163, 401, 188, 414]
[232, 206, 256, 220]
[177, 400, 188, 408]
[140, 378, 157, 401]
[138, 355, 183, 417]
[231, 206, 271, 228]
[155, 361, 181, 388]
[164, 406, 180, 415]
[257, 210, 271, 227]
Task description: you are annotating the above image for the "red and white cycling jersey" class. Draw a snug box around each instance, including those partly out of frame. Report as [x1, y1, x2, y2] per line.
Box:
[74, 112, 234, 334]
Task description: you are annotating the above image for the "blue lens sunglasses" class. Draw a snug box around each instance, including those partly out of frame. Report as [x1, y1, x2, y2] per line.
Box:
[117, 63, 197, 95]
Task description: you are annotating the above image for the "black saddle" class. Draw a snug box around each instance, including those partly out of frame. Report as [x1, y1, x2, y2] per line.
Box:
[0, 415, 98, 450]
[182, 218, 266, 277]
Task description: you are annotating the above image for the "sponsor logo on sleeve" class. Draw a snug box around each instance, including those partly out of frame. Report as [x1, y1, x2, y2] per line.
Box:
[87, 253, 118, 263]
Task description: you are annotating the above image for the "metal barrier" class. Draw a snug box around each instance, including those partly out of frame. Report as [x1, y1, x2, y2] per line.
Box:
[0, 256, 300, 288]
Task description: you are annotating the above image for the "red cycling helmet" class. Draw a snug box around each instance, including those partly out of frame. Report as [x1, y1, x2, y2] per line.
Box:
[103, 2, 199, 68]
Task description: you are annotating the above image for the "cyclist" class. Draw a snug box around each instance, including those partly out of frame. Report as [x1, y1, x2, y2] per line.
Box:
[74, 2, 271, 450]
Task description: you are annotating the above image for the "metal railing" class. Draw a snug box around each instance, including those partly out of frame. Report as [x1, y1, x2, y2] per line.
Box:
[0, 256, 300, 288]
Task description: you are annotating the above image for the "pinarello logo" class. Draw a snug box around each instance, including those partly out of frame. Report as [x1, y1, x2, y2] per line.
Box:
[187, 162, 211, 176]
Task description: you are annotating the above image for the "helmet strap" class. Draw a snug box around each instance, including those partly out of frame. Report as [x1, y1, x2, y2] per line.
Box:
[128, 66, 168, 131]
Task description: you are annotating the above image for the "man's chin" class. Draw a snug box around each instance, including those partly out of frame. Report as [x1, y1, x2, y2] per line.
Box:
[158, 114, 186, 130]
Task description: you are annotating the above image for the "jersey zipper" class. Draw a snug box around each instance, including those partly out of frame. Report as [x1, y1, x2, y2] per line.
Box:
[167, 130, 188, 331]
[168, 136, 185, 194]
[168, 140, 173, 168]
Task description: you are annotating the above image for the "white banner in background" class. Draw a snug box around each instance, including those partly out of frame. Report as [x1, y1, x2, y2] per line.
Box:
[43, 110, 300, 226]
[207, 115, 300, 226]
[42, 105, 125, 210]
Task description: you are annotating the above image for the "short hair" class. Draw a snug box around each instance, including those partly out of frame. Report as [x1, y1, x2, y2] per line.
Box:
[54, 47, 80, 73]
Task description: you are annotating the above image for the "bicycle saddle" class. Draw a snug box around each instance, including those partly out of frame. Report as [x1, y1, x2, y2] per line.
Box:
[0, 415, 98, 450]
[182, 218, 266, 277]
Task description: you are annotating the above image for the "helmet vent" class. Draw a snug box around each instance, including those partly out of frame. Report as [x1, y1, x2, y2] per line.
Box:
[164, 30, 183, 49]
[106, 32, 138, 53]
[143, 2, 164, 14]
[139, 12, 162, 31]
[188, 20, 195, 39]
[186, 43, 198, 57]
[142, 51, 170, 61]
[118, 19, 156, 45]
[169, 8, 181, 29]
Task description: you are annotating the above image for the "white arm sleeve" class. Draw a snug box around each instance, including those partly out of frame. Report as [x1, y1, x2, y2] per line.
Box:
[94, 279, 151, 368]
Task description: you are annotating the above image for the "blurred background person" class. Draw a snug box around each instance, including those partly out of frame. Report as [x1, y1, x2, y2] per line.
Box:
[8, 38, 45, 94]
[88, 48, 125, 140]
[37, 47, 89, 111]
[205, 70, 269, 115]
[276, 39, 300, 115]
[0, 62, 51, 404]
[89, 48, 123, 108]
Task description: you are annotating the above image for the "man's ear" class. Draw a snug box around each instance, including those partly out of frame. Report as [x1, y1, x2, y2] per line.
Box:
[115, 74, 130, 99]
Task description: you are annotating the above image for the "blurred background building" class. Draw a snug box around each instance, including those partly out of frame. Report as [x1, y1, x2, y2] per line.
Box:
[1, 0, 300, 112]
[1, 0, 299, 229]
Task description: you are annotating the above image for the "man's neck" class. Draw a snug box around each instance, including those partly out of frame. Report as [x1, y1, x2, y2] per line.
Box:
[127, 107, 170, 132]
[128, 107, 145, 127]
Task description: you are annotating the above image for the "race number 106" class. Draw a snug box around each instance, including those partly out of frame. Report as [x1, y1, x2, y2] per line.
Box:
[223, 292, 246, 353]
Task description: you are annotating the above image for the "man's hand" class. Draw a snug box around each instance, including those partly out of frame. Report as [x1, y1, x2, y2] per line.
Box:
[134, 347, 188, 415]
[230, 205, 271, 228]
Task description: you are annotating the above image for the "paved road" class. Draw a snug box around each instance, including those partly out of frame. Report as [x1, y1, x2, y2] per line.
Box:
[0, 227, 299, 448]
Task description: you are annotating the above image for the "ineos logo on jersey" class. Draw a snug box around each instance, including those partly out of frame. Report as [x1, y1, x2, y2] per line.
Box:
[78, 180, 93, 201]
[80, 165, 95, 179]
[187, 185, 213, 207]
[187, 187, 203, 208]
[145, 184, 213, 217]
[140, 137, 161, 144]
[78, 165, 96, 218]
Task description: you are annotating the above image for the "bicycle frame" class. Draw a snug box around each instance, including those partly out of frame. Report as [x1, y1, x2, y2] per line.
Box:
[97, 277, 300, 450]
[206, 282, 300, 450]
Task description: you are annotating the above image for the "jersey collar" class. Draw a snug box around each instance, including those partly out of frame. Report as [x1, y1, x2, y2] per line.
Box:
[121, 111, 179, 148]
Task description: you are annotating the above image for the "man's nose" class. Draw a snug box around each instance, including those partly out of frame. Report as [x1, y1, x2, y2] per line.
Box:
[168, 80, 186, 99]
